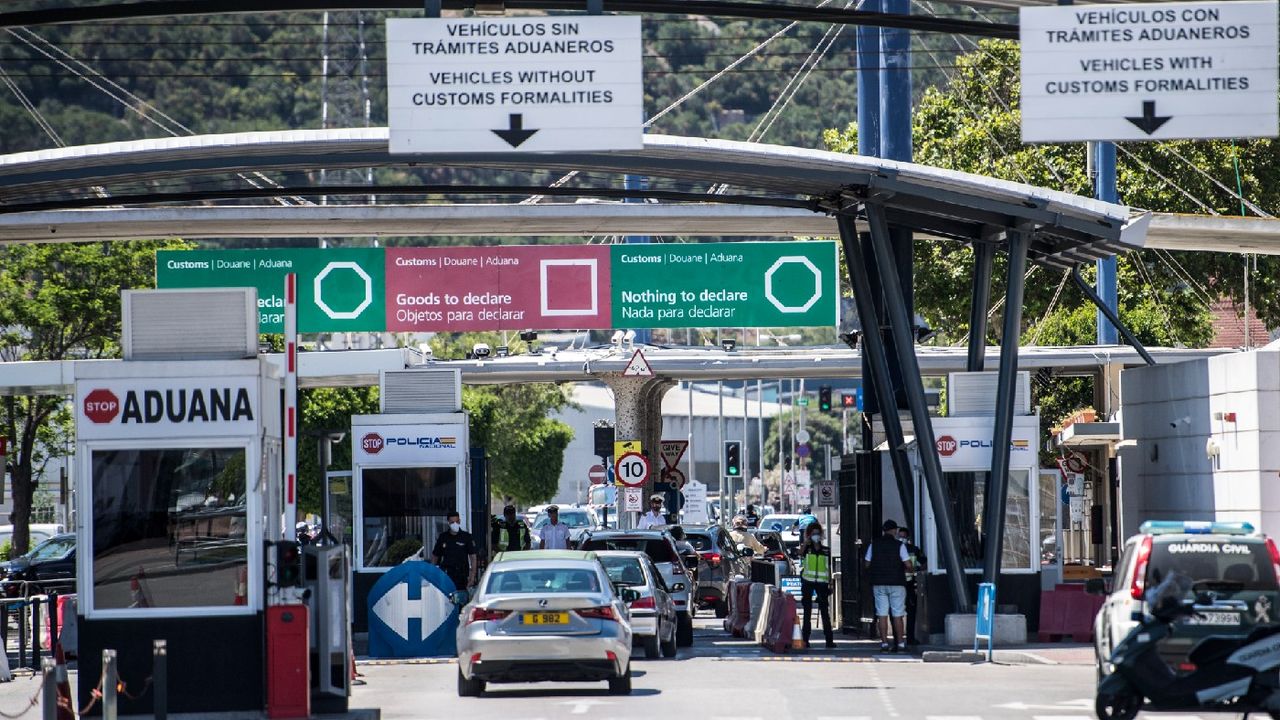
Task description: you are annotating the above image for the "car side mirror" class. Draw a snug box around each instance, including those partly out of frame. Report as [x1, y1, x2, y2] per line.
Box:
[670, 582, 686, 593]
[1084, 578, 1107, 596]
[450, 590, 470, 606]
[619, 587, 641, 603]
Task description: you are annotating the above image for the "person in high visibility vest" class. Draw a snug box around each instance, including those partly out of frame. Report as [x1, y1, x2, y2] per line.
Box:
[490, 504, 530, 557]
[798, 520, 834, 649]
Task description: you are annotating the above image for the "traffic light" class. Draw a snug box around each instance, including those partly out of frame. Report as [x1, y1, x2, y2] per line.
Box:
[275, 541, 302, 587]
[724, 441, 742, 477]
[819, 385, 832, 412]
[841, 392, 856, 408]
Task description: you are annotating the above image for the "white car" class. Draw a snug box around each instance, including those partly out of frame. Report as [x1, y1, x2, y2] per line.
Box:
[456, 550, 635, 696]
[1091, 521, 1280, 678]
[596, 551, 681, 660]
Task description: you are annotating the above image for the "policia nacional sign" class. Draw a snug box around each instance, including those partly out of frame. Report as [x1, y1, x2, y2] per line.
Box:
[1020, 0, 1278, 143]
[386, 16, 643, 153]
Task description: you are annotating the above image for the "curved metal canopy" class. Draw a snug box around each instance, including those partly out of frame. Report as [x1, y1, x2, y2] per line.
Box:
[0, 129, 1147, 267]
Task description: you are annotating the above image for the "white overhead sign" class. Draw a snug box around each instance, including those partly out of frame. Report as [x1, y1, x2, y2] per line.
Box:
[1020, 1, 1278, 142]
[352, 423, 468, 465]
[386, 16, 643, 153]
[76, 377, 260, 441]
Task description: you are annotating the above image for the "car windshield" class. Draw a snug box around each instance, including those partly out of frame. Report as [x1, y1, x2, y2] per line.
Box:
[685, 533, 714, 552]
[760, 515, 800, 533]
[27, 536, 73, 561]
[599, 556, 647, 586]
[1147, 539, 1280, 594]
[534, 511, 593, 529]
[485, 567, 601, 594]
[579, 537, 676, 563]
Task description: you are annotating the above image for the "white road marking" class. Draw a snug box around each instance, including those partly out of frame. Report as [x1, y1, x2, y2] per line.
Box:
[926, 716, 984, 720]
[558, 700, 614, 715]
[867, 664, 899, 718]
[816, 717, 872, 720]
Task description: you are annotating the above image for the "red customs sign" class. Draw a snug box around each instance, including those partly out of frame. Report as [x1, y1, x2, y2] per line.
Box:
[385, 246, 611, 332]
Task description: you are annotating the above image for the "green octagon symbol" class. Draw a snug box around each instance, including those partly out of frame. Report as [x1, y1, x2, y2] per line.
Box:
[764, 256, 822, 314]
[313, 261, 373, 320]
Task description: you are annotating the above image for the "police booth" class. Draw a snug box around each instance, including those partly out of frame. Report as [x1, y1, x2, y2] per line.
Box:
[879, 372, 1044, 637]
[348, 369, 475, 634]
[74, 289, 281, 715]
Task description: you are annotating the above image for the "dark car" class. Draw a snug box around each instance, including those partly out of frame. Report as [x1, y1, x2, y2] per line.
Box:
[682, 524, 752, 617]
[748, 528, 796, 581]
[2, 533, 76, 598]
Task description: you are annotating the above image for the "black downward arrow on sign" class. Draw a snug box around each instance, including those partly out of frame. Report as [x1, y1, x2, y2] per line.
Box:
[1125, 100, 1172, 135]
[492, 113, 539, 148]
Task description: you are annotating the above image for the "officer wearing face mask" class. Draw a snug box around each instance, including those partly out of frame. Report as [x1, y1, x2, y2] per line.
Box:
[431, 511, 477, 591]
[799, 520, 835, 649]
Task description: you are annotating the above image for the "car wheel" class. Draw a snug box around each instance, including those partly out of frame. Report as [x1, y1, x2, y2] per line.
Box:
[714, 599, 729, 619]
[677, 611, 694, 647]
[457, 668, 485, 697]
[608, 664, 632, 695]
[643, 634, 661, 659]
[661, 624, 678, 658]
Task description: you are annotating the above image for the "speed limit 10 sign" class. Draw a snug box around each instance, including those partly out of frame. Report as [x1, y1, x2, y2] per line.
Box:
[615, 452, 650, 488]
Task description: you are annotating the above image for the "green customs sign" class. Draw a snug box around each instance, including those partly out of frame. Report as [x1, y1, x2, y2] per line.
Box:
[156, 248, 385, 333]
[156, 241, 837, 333]
[610, 241, 837, 328]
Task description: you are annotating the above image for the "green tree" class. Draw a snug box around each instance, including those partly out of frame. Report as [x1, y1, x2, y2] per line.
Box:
[298, 386, 381, 516]
[762, 407, 843, 490]
[0, 240, 188, 553]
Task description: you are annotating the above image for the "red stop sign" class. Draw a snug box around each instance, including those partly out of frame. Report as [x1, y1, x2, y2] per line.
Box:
[83, 389, 120, 424]
[936, 435, 957, 457]
[361, 433, 384, 454]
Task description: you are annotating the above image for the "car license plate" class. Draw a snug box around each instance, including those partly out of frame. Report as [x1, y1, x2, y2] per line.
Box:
[1185, 611, 1240, 626]
[522, 612, 569, 625]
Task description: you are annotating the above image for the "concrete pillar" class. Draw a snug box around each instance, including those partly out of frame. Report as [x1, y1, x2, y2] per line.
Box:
[600, 375, 675, 527]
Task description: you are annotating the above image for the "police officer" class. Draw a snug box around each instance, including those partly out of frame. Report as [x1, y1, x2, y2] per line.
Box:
[638, 494, 667, 529]
[898, 525, 927, 646]
[431, 511, 477, 591]
[799, 520, 835, 649]
[490, 504, 530, 556]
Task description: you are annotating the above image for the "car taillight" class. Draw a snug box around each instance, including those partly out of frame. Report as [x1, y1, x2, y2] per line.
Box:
[1131, 535, 1153, 600]
[701, 552, 722, 568]
[1265, 538, 1280, 585]
[468, 607, 510, 625]
[769, 552, 787, 561]
[577, 606, 617, 620]
[630, 596, 655, 610]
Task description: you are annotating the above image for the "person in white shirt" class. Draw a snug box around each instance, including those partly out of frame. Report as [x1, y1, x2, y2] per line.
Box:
[538, 505, 572, 550]
[637, 494, 667, 529]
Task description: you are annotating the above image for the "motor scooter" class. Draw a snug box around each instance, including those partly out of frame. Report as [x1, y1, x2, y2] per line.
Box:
[1097, 572, 1280, 720]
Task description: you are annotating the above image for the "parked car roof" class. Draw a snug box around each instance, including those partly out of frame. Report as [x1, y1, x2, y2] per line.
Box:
[492, 550, 597, 563]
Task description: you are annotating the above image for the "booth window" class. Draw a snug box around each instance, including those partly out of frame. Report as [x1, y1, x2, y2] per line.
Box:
[361, 466, 457, 568]
[944, 469, 1034, 571]
[90, 448, 248, 610]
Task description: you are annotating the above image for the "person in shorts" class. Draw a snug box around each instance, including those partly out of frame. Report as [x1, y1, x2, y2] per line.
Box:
[864, 519, 911, 652]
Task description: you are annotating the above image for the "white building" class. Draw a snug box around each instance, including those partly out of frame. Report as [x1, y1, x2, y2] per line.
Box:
[1119, 342, 1280, 537]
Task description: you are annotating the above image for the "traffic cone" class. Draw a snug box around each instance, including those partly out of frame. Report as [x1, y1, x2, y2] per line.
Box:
[53, 643, 73, 720]
[129, 568, 151, 609]
[791, 621, 805, 651]
[232, 566, 248, 606]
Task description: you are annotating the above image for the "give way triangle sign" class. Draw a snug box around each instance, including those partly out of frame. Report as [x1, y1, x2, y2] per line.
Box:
[622, 349, 654, 377]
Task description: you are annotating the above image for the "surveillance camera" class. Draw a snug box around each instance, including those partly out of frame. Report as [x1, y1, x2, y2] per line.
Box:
[519, 330, 538, 342]
[472, 342, 491, 359]
[496, 345, 510, 358]
[721, 339, 737, 352]
[611, 330, 624, 345]
[623, 329, 637, 344]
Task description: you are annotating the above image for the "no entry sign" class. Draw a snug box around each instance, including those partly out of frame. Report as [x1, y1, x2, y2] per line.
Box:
[588, 464, 607, 485]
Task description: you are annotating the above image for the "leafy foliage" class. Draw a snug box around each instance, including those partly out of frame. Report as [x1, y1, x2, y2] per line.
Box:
[0, 240, 188, 553]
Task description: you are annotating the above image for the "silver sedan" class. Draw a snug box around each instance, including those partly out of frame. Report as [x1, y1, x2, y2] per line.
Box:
[596, 550, 680, 660]
[456, 550, 635, 696]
